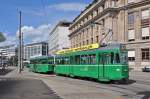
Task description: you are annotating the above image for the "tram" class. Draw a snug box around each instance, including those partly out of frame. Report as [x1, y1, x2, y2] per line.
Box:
[29, 56, 54, 73]
[55, 43, 129, 82]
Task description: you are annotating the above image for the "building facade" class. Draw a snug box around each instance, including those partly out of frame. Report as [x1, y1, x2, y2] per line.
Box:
[69, 0, 150, 70]
[0, 45, 16, 66]
[0, 45, 16, 58]
[24, 42, 48, 61]
[48, 21, 71, 55]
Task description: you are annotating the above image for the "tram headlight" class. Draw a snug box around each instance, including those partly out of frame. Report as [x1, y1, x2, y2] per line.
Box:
[116, 69, 120, 71]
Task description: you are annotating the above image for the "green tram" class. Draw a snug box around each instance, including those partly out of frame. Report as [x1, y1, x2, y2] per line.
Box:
[29, 56, 54, 73]
[55, 43, 129, 82]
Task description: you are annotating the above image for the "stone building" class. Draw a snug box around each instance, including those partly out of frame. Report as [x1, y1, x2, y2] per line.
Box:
[69, 0, 150, 70]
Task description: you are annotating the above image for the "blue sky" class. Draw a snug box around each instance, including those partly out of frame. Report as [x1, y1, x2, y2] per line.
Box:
[0, 0, 93, 46]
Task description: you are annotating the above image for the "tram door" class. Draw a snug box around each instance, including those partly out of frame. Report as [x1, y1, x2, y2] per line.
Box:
[100, 53, 110, 78]
[70, 56, 74, 75]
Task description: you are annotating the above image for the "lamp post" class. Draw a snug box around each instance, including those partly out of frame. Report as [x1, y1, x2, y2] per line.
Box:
[18, 11, 23, 73]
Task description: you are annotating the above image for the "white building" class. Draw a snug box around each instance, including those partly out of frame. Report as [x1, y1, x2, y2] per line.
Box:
[0, 45, 16, 58]
[48, 21, 72, 55]
[24, 42, 48, 61]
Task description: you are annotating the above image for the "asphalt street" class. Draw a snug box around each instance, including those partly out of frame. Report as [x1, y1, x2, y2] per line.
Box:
[1, 67, 150, 99]
[0, 67, 61, 99]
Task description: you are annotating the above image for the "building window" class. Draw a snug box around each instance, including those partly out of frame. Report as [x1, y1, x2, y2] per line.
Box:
[96, 36, 99, 43]
[91, 38, 93, 44]
[128, 51, 135, 61]
[142, 48, 150, 61]
[111, 0, 117, 7]
[128, 29, 135, 41]
[128, 0, 134, 4]
[91, 13, 93, 18]
[96, 25, 99, 32]
[102, 4, 105, 10]
[142, 27, 150, 40]
[87, 40, 89, 45]
[105, 0, 109, 8]
[128, 13, 134, 24]
[141, 9, 149, 20]
[101, 19, 105, 27]
[96, 9, 99, 15]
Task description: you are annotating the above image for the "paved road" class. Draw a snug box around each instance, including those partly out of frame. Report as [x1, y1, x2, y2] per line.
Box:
[25, 71, 150, 99]
[0, 67, 61, 99]
[1, 67, 150, 99]
[0, 78, 61, 99]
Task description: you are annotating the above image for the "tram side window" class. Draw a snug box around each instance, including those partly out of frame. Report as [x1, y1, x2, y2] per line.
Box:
[41, 60, 44, 64]
[30, 60, 33, 64]
[88, 54, 96, 64]
[115, 53, 120, 63]
[80, 54, 96, 65]
[111, 52, 114, 64]
[99, 53, 112, 65]
[49, 59, 53, 64]
[56, 58, 62, 64]
[56, 57, 64, 65]
[60, 58, 65, 64]
[64, 57, 70, 65]
[32, 60, 37, 64]
[81, 55, 87, 64]
[75, 55, 80, 64]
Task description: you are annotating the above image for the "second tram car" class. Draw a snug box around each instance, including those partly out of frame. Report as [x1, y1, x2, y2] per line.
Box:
[29, 56, 54, 73]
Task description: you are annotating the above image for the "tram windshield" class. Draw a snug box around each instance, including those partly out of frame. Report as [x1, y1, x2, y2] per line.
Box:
[121, 51, 128, 65]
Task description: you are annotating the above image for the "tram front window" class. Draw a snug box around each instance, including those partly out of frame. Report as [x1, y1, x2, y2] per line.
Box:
[116, 53, 120, 64]
[121, 52, 128, 65]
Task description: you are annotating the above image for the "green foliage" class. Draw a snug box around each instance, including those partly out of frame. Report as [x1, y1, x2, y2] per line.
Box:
[0, 32, 6, 42]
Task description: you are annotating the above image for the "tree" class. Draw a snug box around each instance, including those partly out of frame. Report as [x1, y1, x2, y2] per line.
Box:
[0, 32, 6, 42]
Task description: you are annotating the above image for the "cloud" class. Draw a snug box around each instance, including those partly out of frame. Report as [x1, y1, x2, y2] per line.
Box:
[49, 3, 88, 11]
[0, 23, 52, 46]
[17, 24, 51, 44]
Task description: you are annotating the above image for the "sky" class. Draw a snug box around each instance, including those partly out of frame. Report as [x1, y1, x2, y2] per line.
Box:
[0, 0, 93, 46]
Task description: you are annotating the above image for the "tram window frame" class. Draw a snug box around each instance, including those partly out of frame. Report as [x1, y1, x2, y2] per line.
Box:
[49, 58, 54, 64]
[64, 57, 70, 65]
[70, 56, 74, 65]
[88, 54, 96, 65]
[40, 59, 48, 64]
[61, 57, 65, 65]
[75, 55, 80, 65]
[99, 52, 113, 65]
[111, 52, 115, 64]
[56, 58, 62, 65]
[80, 55, 87, 65]
[115, 53, 120, 64]
[32, 60, 37, 64]
[104, 53, 111, 65]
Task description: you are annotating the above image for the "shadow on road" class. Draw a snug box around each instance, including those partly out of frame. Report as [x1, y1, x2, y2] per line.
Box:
[113, 79, 136, 85]
[0, 69, 13, 76]
[137, 91, 150, 99]
[0, 78, 62, 99]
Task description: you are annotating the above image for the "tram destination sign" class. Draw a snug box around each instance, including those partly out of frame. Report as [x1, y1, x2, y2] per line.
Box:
[56, 43, 99, 54]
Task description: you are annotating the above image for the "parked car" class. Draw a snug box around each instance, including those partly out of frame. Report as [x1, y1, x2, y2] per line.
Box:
[142, 67, 150, 72]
